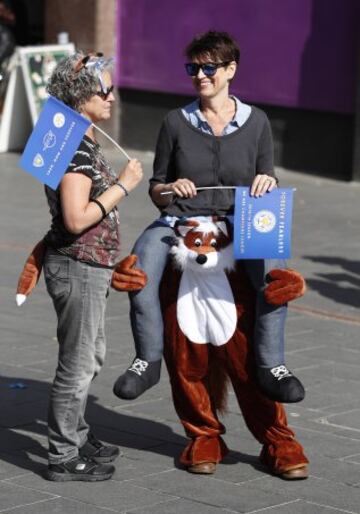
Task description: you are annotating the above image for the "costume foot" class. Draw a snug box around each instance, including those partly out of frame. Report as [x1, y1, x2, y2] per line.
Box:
[187, 462, 216, 474]
[113, 358, 161, 400]
[278, 465, 309, 480]
[259, 444, 309, 480]
[256, 365, 305, 403]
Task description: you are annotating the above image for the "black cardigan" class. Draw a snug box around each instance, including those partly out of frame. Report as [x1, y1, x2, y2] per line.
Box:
[149, 106, 276, 218]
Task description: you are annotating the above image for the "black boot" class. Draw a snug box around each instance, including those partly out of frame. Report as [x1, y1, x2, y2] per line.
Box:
[256, 365, 305, 403]
[113, 358, 161, 400]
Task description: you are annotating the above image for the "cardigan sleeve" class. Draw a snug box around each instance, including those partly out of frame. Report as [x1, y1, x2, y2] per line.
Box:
[255, 115, 276, 178]
[149, 115, 176, 192]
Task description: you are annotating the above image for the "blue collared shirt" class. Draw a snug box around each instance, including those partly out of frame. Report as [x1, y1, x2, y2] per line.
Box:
[181, 96, 252, 135]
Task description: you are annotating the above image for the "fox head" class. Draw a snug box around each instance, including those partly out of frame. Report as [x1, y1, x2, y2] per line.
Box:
[170, 217, 235, 272]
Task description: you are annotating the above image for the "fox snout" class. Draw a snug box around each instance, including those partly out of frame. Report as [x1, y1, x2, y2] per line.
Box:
[196, 254, 208, 265]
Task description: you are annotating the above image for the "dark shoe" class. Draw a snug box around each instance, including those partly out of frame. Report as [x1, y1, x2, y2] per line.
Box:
[46, 455, 115, 482]
[113, 358, 161, 400]
[79, 432, 120, 463]
[187, 462, 216, 474]
[256, 365, 305, 403]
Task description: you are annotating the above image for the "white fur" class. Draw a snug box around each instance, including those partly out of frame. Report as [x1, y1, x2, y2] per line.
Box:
[16, 294, 27, 306]
[170, 239, 235, 273]
[177, 267, 237, 346]
[171, 218, 237, 345]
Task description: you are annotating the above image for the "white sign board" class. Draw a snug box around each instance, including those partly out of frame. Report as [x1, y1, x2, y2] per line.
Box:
[0, 44, 75, 152]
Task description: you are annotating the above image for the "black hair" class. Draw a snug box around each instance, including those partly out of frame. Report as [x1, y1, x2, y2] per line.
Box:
[185, 30, 240, 64]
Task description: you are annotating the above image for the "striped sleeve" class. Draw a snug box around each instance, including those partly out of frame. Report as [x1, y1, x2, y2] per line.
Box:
[66, 139, 94, 179]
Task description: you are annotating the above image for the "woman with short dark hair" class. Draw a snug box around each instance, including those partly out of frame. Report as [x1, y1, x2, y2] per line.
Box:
[114, 30, 304, 406]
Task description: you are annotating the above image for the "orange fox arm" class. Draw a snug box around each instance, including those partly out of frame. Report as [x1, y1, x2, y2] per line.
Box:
[264, 269, 306, 306]
[16, 239, 46, 304]
[111, 254, 148, 292]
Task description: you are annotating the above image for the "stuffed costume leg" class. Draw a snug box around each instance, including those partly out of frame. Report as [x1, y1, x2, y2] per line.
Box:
[160, 262, 308, 474]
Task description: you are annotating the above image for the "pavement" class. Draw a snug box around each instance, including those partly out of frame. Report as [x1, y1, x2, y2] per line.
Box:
[1, 147, 360, 514]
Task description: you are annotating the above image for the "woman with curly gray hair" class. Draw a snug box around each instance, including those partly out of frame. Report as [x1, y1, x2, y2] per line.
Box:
[42, 51, 143, 482]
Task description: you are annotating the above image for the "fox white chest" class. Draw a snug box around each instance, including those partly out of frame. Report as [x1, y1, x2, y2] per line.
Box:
[176, 267, 237, 346]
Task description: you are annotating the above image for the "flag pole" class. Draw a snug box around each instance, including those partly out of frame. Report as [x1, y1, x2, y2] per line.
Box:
[92, 124, 132, 161]
[160, 186, 237, 195]
[160, 186, 296, 195]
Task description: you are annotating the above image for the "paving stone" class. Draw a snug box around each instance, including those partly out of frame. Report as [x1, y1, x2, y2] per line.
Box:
[5, 496, 121, 514]
[253, 475, 360, 514]
[0, 427, 47, 453]
[111, 442, 190, 467]
[86, 409, 186, 447]
[287, 425, 360, 459]
[111, 455, 175, 481]
[126, 497, 238, 513]
[304, 454, 360, 487]
[118, 396, 179, 423]
[128, 469, 298, 513]
[8, 474, 177, 512]
[0, 481, 58, 512]
[0, 400, 48, 428]
[247, 499, 360, 513]
[0, 446, 47, 476]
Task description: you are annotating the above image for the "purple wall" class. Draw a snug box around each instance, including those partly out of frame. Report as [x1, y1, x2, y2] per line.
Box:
[116, 0, 359, 114]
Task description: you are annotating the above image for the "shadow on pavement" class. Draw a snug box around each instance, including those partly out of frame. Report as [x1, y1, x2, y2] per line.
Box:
[0, 375, 264, 478]
[304, 255, 360, 309]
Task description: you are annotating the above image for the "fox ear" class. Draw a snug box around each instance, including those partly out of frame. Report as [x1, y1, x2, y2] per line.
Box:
[174, 218, 199, 238]
[216, 221, 228, 237]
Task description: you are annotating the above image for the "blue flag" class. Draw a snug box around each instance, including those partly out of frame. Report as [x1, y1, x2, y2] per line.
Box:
[20, 96, 91, 190]
[233, 187, 294, 259]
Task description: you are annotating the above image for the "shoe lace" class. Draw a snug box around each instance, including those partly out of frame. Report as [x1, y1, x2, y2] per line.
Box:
[87, 432, 103, 449]
[128, 358, 149, 376]
[270, 365, 292, 380]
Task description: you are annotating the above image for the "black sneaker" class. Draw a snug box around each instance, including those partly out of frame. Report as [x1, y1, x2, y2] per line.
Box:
[113, 358, 161, 400]
[79, 432, 120, 463]
[256, 365, 305, 403]
[46, 455, 115, 482]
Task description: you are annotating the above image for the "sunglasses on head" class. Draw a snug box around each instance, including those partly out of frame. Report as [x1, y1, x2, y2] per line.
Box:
[73, 52, 104, 74]
[95, 84, 114, 100]
[184, 61, 230, 77]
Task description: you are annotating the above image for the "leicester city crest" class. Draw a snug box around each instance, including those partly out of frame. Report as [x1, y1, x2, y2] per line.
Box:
[253, 210, 276, 233]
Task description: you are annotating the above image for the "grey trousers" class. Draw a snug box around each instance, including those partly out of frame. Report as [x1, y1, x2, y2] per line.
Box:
[44, 250, 112, 464]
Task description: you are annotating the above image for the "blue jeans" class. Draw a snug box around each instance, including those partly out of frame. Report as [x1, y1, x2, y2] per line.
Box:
[129, 221, 287, 367]
[44, 250, 112, 464]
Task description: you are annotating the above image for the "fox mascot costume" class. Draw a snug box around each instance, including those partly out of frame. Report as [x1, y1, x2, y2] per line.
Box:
[16, 217, 309, 478]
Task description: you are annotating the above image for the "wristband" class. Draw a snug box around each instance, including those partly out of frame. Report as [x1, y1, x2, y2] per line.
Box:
[90, 198, 107, 219]
[115, 181, 129, 196]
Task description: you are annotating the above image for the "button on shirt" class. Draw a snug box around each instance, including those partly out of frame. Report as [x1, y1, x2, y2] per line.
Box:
[181, 96, 252, 135]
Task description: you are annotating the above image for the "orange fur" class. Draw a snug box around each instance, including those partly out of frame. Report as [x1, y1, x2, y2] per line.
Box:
[158, 219, 308, 471]
[16, 239, 46, 296]
[265, 269, 306, 306]
[111, 254, 148, 292]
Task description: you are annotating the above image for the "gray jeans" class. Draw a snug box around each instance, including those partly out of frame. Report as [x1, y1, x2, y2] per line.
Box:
[44, 250, 112, 464]
[130, 220, 287, 367]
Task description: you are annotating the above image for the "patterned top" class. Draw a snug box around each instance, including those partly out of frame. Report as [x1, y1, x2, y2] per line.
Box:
[44, 135, 121, 268]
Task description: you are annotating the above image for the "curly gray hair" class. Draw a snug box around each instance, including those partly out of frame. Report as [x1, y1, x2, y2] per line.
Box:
[46, 52, 113, 111]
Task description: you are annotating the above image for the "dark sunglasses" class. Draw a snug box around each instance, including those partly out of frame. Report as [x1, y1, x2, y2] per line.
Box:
[184, 61, 230, 77]
[95, 85, 114, 100]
